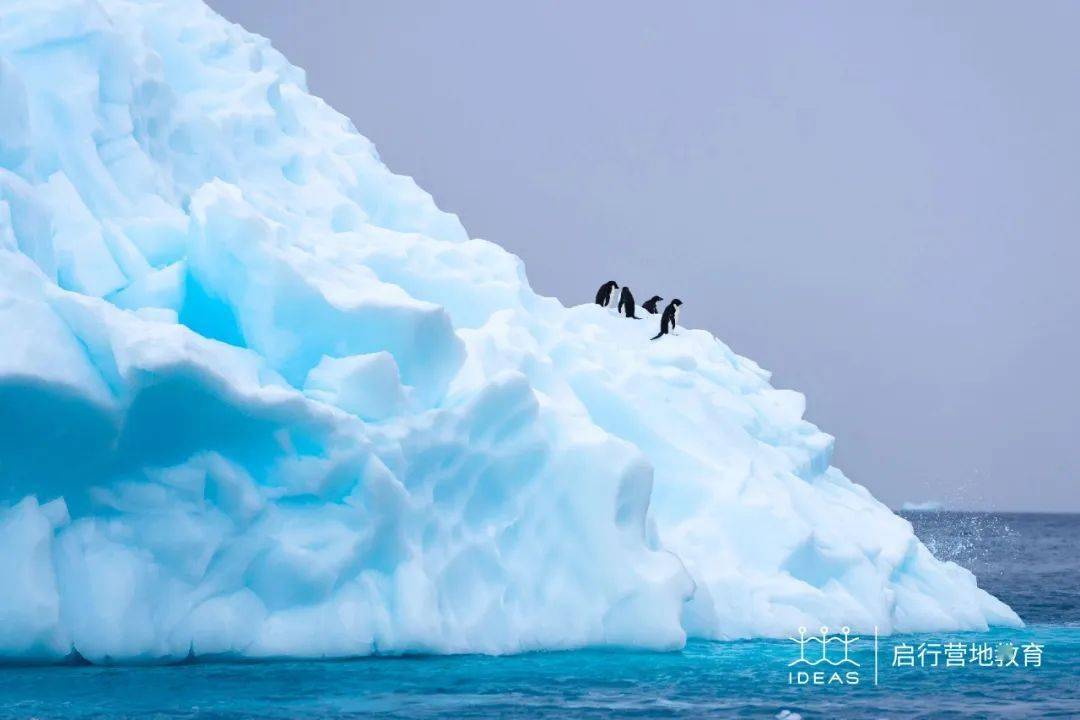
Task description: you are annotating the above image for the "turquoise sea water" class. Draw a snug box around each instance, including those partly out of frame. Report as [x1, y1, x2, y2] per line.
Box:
[2, 513, 1077, 719]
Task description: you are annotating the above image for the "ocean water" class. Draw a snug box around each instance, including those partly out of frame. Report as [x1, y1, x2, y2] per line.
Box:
[2, 513, 1077, 719]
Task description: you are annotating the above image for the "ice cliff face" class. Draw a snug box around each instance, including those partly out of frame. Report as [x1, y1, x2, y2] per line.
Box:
[0, 0, 1019, 662]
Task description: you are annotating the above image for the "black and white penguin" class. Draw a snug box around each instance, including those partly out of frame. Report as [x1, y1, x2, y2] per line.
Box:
[641, 295, 663, 315]
[617, 286, 641, 319]
[594, 280, 619, 308]
[651, 299, 683, 340]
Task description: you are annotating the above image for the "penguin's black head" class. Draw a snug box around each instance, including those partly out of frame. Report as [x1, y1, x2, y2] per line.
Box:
[610, 280, 619, 288]
[648, 295, 662, 302]
[672, 299, 683, 306]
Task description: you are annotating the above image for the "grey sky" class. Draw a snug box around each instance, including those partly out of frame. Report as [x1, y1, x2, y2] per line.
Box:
[208, 0, 1080, 512]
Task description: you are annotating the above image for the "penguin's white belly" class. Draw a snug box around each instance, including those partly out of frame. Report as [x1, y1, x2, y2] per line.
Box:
[673, 306, 681, 325]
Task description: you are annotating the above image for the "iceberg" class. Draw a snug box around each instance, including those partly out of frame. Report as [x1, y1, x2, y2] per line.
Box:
[0, 0, 1019, 662]
[901, 501, 946, 512]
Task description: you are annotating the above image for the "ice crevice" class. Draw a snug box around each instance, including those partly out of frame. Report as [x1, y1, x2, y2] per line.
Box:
[0, 0, 1019, 662]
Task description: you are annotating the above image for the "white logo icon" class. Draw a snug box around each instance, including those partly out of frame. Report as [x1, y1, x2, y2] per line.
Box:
[788, 626, 860, 667]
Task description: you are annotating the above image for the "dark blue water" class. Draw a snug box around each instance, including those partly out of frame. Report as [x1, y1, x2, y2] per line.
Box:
[907, 512, 1080, 627]
[2, 513, 1077, 719]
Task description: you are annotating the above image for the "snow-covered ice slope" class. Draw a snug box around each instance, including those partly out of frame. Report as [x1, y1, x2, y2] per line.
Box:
[0, 0, 1019, 662]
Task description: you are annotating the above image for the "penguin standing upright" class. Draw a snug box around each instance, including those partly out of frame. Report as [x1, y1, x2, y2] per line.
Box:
[617, 286, 641, 319]
[641, 295, 663, 314]
[594, 281, 619, 308]
[651, 299, 683, 340]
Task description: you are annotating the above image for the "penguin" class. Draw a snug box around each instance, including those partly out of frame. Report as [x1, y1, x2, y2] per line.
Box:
[617, 286, 642, 319]
[594, 280, 619, 308]
[651, 299, 683, 340]
[641, 295, 663, 315]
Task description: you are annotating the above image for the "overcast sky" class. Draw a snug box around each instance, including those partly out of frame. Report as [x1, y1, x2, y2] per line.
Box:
[208, 0, 1079, 512]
